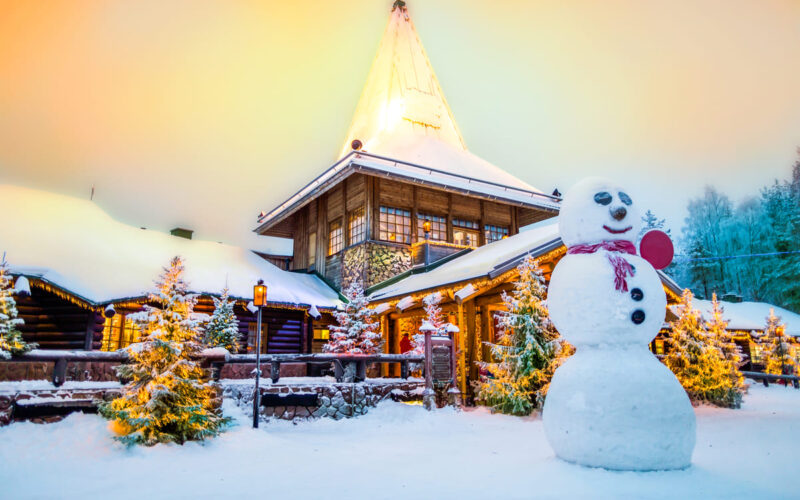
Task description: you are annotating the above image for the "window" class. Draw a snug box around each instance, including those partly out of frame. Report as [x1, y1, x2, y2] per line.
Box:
[348, 207, 366, 245]
[653, 338, 665, 355]
[416, 213, 447, 241]
[750, 342, 764, 364]
[328, 220, 343, 255]
[313, 328, 330, 341]
[379, 206, 412, 244]
[101, 314, 143, 351]
[453, 219, 480, 247]
[485, 224, 509, 243]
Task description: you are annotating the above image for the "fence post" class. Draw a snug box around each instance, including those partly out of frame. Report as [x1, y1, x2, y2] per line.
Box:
[52, 358, 67, 387]
[400, 360, 409, 379]
[270, 361, 280, 383]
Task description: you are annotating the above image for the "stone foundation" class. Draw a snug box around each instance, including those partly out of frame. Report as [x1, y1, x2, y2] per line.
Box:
[0, 382, 122, 426]
[224, 379, 424, 422]
[0, 361, 120, 383]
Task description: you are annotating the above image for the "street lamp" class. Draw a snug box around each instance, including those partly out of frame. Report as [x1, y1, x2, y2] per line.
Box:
[422, 220, 432, 267]
[252, 279, 267, 428]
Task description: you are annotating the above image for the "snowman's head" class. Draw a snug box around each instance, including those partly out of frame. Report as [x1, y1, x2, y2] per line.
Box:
[558, 177, 641, 248]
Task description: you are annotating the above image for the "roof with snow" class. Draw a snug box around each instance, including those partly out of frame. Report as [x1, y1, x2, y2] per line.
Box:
[369, 219, 562, 301]
[1, 185, 340, 309]
[256, 3, 558, 233]
[691, 299, 800, 337]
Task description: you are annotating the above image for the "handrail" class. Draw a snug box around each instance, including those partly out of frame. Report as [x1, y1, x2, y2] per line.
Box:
[0, 350, 425, 387]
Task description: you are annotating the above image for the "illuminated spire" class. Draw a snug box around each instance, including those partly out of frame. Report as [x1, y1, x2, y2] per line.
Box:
[340, 1, 466, 158]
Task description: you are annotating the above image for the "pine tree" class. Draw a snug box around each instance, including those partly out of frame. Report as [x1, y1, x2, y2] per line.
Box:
[0, 258, 35, 359]
[411, 294, 446, 356]
[203, 288, 240, 353]
[475, 257, 570, 416]
[638, 209, 671, 240]
[100, 257, 229, 446]
[323, 282, 382, 355]
[704, 294, 745, 401]
[665, 289, 742, 408]
[762, 308, 795, 377]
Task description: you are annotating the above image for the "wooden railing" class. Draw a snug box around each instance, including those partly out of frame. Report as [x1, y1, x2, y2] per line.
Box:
[742, 371, 800, 389]
[1, 350, 424, 387]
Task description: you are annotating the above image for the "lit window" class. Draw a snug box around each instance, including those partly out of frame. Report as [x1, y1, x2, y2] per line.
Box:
[313, 329, 330, 341]
[750, 342, 764, 364]
[417, 213, 447, 241]
[485, 224, 509, 243]
[329, 220, 343, 255]
[101, 314, 142, 351]
[348, 207, 366, 245]
[453, 219, 480, 247]
[654, 339, 665, 355]
[379, 206, 412, 244]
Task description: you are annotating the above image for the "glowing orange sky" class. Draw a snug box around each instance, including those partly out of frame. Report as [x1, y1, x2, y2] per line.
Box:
[1, 0, 799, 252]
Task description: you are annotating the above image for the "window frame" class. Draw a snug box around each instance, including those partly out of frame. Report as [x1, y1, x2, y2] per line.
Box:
[452, 218, 480, 247]
[328, 219, 344, 256]
[484, 224, 509, 244]
[348, 207, 366, 246]
[378, 206, 412, 244]
[416, 213, 448, 242]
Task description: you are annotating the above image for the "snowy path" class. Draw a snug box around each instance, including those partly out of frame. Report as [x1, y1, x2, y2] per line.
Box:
[1, 384, 798, 499]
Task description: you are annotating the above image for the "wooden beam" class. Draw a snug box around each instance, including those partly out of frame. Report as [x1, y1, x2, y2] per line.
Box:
[83, 310, 97, 351]
[464, 301, 477, 397]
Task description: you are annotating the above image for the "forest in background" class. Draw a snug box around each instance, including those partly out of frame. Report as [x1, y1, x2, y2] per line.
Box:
[665, 151, 800, 313]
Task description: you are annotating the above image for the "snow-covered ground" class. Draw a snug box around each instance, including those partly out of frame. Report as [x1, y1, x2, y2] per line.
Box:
[1, 384, 798, 499]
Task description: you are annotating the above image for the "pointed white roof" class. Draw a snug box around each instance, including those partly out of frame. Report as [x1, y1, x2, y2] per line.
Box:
[339, 2, 535, 192]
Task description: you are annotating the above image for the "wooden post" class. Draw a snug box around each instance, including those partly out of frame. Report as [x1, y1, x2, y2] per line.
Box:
[83, 310, 97, 351]
[52, 358, 67, 387]
[270, 361, 280, 383]
[463, 301, 477, 397]
[400, 360, 409, 379]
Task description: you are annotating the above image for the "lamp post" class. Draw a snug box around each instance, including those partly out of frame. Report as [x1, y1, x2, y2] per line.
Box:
[252, 279, 268, 428]
[422, 220, 432, 267]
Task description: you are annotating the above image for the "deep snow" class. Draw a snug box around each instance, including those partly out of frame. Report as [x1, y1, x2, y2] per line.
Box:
[1, 384, 798, 499]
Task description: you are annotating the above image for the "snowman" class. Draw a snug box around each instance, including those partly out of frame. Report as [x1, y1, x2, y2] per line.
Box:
[543, 177, 695, 471]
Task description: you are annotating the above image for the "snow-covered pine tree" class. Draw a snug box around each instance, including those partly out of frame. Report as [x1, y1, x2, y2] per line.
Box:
[412, 293, 443, 356]
[0, 257, 35, 359]
[665, 289, 742, 408]
[323, 282, 382, 354]
[762, 308, 795, 377]
[704, 293, 745, 402]
[638, 209, 671, 240]
[100, 256, 229, 446]
[203, 288, 240, 353]
[475, 256, 570, 416]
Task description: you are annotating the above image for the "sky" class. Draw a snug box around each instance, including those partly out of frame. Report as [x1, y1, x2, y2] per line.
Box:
[1, 0, 799, 254]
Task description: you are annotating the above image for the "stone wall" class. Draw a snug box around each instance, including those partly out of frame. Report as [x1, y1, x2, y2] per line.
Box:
[224, 379, 423, 422]
[366, 242, 412, 288]
[0, 384, 122, 425]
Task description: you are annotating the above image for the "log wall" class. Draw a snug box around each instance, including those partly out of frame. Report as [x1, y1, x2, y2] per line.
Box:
[16, 288, 103, 350]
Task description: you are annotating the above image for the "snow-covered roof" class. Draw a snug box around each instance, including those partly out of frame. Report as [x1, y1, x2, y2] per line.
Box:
[255, 3, 558, 233]
[1, 185, 340, 309]
[691, 299, 800, 337]
[369, 219, 561, 301]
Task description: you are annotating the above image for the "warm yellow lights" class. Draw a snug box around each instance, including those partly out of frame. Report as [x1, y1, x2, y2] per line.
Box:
[253, 280, 268, 307]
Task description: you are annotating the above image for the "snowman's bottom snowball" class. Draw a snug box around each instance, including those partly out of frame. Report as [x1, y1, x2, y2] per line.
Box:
[542, 345, 696, 471]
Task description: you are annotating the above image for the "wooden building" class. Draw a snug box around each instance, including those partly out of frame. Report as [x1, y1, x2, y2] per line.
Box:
[255, 2, 559, 293]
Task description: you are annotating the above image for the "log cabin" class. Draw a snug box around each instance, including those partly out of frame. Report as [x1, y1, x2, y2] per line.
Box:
[1, 184, 341, 361]
[254, 1, 559, 293]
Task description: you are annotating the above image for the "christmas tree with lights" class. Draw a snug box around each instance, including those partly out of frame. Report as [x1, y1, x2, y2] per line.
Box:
[204, 288, 240, 353]
[665, 289, 742, 408]
[703, 293, 745, 404]
[324, 282, 382, 355]
[475, 257, 570, 416]
[762, 308, 795, 377]
[100, 257, 229, 446]
[0, 257, 35, 359]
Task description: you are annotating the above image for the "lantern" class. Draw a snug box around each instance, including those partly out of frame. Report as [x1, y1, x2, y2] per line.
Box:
[253, 280, 268, 307]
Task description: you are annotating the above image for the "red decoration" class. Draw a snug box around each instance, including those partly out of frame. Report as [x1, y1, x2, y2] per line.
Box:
[640, 230, 674, 270]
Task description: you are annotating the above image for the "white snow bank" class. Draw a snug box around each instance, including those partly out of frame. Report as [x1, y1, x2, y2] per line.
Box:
[1, 385, 799, 498]
[690, 299, 800, 336]
[0, 184, 340, 308]
[0, 380, 121, 393]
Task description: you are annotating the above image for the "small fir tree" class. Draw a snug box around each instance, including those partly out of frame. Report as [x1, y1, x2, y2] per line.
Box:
[411, 293, 447, 356]
[475, 257, 570, 416]
[665, 289, 742, 408]
[0, 257, 35, 359]
[100, 257, 229, 446]
[203, 288, 240, 353]
[703, 294, 745, 402]
[324, 282, 382, 354]
[762, 309, 795, 377]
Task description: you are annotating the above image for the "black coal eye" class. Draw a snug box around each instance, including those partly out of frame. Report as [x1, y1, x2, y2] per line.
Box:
[631, 309, 645, 324]
[630, 288, 644, 301]
[618, 192, 632, 206]
[594, 192, 612, 205]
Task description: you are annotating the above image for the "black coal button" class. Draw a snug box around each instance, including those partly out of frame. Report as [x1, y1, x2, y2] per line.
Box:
[631, 309, 646, 324]
[631, 288, 644, 301]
